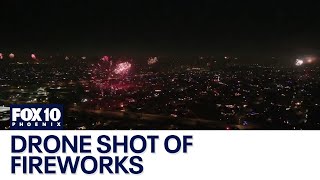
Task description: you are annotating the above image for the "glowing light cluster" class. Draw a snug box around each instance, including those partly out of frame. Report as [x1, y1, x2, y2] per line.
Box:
[306, 57, 316, 64]
[101, 55, 110, 61]
[0, 53, 3, 60]
[89, 57, 134, 96]
[9, 53, 15, 59]
[295, 56, 317, 66]
[31, 54, 37, 60]
[147, 57, 158, 65]
[90, 59, 113, 95]
[114, 62, 132, 75]
[295, 59, 304, 66]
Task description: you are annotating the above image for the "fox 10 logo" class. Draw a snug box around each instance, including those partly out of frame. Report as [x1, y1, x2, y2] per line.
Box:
[10, 104, 63, 130]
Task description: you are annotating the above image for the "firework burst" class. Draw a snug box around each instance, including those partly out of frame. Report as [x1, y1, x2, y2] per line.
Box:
[9, 53, 15, 59]
[114, 62, 132, 75]
[147, 57, 158, 65]
[101, 55, 110, 62]
[90, 57, 133, 95]
[295, 59, 304, 66]
[31, 54, 37, 60]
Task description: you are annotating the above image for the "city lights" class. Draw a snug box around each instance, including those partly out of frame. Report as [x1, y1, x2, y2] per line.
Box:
[0, 55, 319, 130]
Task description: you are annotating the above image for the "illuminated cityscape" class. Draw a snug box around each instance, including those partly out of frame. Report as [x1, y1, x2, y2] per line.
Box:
[0, 55, 319, 130]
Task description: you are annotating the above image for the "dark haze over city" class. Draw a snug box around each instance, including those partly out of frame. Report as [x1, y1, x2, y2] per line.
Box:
[1, 0, 320, 62]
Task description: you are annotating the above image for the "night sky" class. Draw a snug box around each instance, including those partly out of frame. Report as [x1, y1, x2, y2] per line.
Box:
[1, 0, 320, 59]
